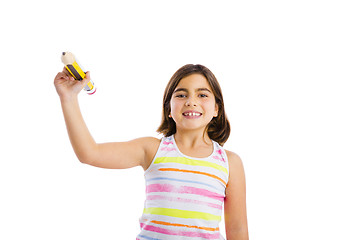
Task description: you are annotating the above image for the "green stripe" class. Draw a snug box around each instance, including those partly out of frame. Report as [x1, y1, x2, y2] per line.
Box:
[143, 207, 221, 221]
[155, 157, 228, 175]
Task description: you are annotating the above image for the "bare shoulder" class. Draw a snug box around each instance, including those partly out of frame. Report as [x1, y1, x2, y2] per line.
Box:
[134, 136, 161, 155]
[225, 150, 245, 180]
[224, 149, 246, 196]
[134, 136, 161, 145]
[137, 136, 161, 170]
[225, 150, 244, 168]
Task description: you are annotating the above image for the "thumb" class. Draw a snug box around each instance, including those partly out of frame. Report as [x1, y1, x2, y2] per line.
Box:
[85, 71, 91, 80]
[82, 71, 91, 86]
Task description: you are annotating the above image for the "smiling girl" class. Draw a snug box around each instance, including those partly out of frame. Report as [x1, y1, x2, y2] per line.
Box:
[54, 64, 248, 240]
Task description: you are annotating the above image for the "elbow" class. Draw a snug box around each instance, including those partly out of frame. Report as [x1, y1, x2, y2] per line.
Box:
[77, 155, 93, 165]
[76, 150, 98, 165]
[78, 156, 92, 165]
[75, 144, 99, 165]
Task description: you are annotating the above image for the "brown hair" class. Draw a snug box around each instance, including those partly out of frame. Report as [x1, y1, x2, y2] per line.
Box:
[157, 64, 230, 146]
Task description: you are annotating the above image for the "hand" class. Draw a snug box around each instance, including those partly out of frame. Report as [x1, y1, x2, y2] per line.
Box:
[54, 67, 91, 100]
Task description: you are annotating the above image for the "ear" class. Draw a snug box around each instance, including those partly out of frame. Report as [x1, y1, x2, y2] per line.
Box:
[214, 103, 219, 117]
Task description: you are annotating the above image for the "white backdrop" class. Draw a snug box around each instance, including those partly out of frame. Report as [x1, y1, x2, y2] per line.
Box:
[1, 0, 359, 239]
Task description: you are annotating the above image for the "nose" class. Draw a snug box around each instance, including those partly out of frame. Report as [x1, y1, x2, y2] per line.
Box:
[185, 97, 197, 106]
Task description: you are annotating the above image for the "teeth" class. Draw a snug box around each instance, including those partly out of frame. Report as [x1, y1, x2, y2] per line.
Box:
[184, 112, 201, 116]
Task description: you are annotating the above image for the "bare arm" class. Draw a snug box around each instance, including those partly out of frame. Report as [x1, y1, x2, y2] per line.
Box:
[224, 150, 249, 240]
[60, 95, 97, 164]
[54, 69, 159, 169]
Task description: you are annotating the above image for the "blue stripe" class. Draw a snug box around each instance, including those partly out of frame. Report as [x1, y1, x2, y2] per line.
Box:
[147, 177, 220, 191]
[138, 234, 161, 240]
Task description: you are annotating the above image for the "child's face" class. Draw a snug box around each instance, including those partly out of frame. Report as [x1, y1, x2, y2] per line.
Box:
[170, 74, 218, 133]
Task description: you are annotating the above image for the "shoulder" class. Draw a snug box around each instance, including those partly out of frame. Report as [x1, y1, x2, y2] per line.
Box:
[135, 136, 161, 145]
[224, 150, 245, 177]
[225, 149, 243, 165]
[136, 136, 161, 169]
[224, 150, 246, 196]
[135, 136, 161, 152]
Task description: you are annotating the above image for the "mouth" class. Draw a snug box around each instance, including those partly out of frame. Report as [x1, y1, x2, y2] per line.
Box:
[182, 111, 202, 117]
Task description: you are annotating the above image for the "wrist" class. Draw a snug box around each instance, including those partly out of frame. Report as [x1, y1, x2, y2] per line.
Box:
[59, 94, 79, 104]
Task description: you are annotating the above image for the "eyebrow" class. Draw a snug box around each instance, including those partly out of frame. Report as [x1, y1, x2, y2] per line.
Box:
[174, 88, 212, 93]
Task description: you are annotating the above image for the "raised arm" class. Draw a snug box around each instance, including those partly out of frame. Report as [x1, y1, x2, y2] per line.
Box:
[54, 68, 159, 169]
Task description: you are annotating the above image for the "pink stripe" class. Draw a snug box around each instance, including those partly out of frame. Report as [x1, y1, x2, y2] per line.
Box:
[213, 155, 225, 162]
[163, 141, 173, 145]
[160, 147, 176, 151]
[147, 195, 222, 209]
[140, 223, 220, 239]
[146, 184, 224, 201]
[214, 149, 226, 162]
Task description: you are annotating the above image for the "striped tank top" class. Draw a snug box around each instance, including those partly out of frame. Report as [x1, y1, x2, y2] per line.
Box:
[137, 135, 229, 240]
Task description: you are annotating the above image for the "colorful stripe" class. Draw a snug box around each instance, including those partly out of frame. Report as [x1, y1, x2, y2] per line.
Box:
[160, 147, 176, 152]
[147, 195, 222, 209]
[138, 135, 228, 239]
[155, 157, 228, 175]
[146, 184, 224, 201]
[150, 220, 219, 231]
[143, 207, 221, 221]
[140, 222, 220, 239]
[213, 155, 225, 162]
[147, 177, 221, 191]
[159, 168, 227, 186]
[137, 235, 161, 240]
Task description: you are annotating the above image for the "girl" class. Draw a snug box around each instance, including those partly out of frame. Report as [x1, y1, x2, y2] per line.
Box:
[54, 64, 248, 240]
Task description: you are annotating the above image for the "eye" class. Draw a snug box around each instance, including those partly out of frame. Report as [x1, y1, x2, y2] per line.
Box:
[199, 94, 208, 98]
[175, 94, 186, 98]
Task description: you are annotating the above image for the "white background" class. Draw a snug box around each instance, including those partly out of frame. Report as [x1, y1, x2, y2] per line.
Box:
[0, 0, 359, 239]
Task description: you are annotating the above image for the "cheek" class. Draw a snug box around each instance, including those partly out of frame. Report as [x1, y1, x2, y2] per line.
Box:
[170, 99, 180, 115]
[203, 99, 217, 111]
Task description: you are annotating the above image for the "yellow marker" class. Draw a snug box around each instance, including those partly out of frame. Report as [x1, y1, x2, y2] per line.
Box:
[61, 52, 96, 95]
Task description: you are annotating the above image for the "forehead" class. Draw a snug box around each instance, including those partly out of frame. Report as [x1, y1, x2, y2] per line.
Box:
[175, 74, 212, 90]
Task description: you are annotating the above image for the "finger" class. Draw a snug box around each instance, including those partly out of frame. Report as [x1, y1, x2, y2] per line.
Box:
[62, 67, 72, 76]
[55, 71, 68, 80]
[82, 71, 91, 86]
[84, 71, 91, 80]
[62, 69, 75, 81]
[55, 72, 63, 79]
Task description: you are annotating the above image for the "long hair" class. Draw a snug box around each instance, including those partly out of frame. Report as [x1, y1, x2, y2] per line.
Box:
[157, 64, 230, 146]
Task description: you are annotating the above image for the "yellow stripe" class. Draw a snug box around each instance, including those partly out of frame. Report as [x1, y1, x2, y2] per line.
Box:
[143, 207, 221, 221]
[155, 157, 228, 175]
[86, 80, 94, 90]
[72, 62, 94, 90]
[66, 62, 94, 91]
[65, 65, 76, 79]
[71, 61, 86, 78]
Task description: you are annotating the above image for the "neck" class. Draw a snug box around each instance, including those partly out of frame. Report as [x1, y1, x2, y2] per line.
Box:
[173, 129, 212, 148]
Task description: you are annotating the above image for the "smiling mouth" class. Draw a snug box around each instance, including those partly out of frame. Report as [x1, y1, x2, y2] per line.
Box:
[183, 112, 202, 117]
